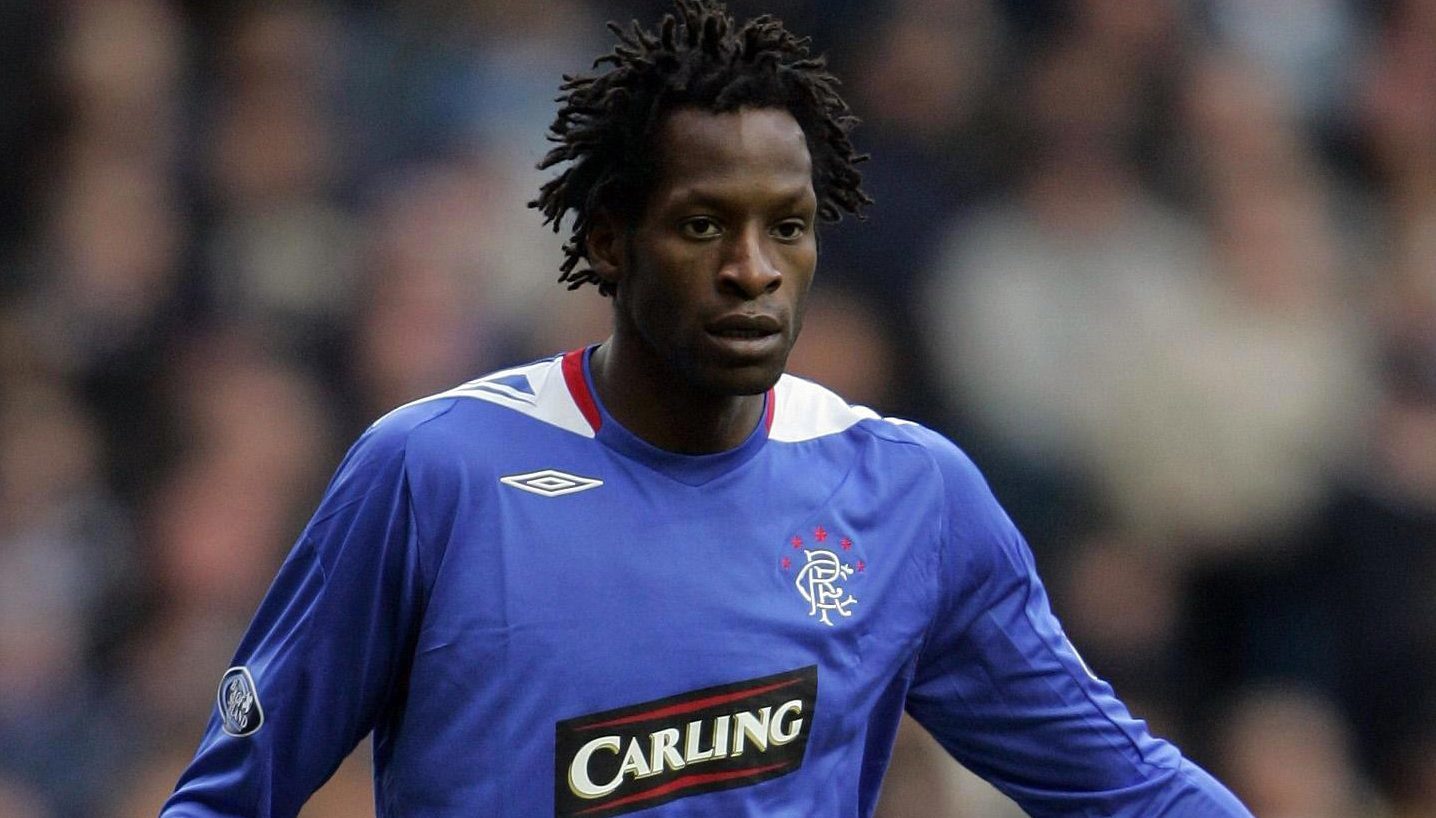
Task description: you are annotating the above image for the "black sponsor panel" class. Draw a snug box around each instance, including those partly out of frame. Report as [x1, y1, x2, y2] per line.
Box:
[554, 665, 818, 817]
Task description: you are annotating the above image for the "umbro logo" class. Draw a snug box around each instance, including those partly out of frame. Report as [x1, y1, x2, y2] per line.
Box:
[500, 469, 603, 497]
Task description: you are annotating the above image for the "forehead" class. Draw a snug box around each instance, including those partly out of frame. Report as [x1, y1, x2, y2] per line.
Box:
[649, 107, 814, 207]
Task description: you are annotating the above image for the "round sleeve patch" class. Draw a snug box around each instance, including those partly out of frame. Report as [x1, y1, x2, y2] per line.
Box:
[217, 666, 265, 737]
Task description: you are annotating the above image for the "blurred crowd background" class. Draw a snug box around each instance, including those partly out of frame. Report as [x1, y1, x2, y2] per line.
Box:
[0, 0, 1433, 816]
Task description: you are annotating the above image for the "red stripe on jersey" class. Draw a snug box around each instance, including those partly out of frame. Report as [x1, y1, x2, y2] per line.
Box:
[562, 348, 602, 433]
[577, 677, 805, 730]
[575, 763, 789, 814]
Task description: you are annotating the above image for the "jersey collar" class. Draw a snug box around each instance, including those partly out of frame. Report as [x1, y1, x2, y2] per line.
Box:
[561, 346, 775, 485]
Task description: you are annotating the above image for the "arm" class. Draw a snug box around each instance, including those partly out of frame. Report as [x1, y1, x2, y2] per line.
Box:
[904, 441, 1252, 818]
[160, 417, 431, 818]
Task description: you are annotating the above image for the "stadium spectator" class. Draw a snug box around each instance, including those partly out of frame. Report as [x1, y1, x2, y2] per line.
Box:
[1211, 685, 1387, 818]
[0, 0, 1429, 814]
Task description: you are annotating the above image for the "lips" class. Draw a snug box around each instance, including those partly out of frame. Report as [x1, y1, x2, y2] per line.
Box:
[706, 313, 782, 338]
[704, 313, 785, 359]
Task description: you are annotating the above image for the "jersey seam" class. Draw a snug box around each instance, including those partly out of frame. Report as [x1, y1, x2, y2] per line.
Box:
[857, 427, 953, 660]
[1006, 550, 1175, 777]
[838, 422, 961, 650]
[398, 402, 461, 611]
[305, 399, 463, 531]
[298, 531, 328, 584]
[400, 457, 433, 626]
[286, 532, 400, 800]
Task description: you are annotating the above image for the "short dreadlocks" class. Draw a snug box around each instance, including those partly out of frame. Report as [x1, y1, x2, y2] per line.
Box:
[531, 0, 869, 296]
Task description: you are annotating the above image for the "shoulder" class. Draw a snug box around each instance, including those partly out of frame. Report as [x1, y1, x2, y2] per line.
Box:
[771, 373, 985, 484]
[774, 371, 1010, 521]
[371, 352, 595, 444]
[772, 374, 1015, 587]
[319, 353, 595, 493]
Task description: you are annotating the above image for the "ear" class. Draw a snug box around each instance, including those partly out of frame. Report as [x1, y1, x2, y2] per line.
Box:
[585, 212, 626, 286]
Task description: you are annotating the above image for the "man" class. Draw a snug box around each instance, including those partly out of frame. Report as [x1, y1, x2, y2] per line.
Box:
[163, 3, 1254, 816]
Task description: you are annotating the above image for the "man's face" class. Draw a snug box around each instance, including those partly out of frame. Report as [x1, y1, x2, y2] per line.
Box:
[605, 106, 819, 397]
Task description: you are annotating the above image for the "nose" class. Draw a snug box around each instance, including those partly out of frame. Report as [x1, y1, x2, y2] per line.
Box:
[718, 225, 781, 299]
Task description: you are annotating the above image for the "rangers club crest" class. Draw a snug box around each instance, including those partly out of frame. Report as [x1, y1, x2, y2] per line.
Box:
[217, 666, 264, 737]
[780, 526, 864, 626]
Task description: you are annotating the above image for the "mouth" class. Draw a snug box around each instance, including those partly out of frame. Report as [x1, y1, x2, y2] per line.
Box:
[706, 314, 783, 338]
[704, 314, 785, 357]
[710, 327, 775, 340]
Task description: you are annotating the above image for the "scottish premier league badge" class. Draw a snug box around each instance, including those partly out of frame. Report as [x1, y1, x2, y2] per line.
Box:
[217, 666, 264, 737]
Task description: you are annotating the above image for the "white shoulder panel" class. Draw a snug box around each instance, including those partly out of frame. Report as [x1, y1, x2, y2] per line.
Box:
[769, 374, 881, 442]
[375, 355, 596, 438]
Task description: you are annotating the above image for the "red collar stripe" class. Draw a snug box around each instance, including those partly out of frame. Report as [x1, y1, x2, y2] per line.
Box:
[561, 348, 603, 433]
[563, 348, 775, 437]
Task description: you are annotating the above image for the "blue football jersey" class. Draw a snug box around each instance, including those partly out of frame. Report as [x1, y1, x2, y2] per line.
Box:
[161, 348, 1252, 818]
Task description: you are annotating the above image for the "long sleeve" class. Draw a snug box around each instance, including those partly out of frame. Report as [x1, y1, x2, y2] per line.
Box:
[904, 439, 1253, 818]
[160, 419, 429, 818]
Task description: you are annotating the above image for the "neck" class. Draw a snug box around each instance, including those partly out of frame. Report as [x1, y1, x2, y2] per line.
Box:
[588, 338, 767, 455]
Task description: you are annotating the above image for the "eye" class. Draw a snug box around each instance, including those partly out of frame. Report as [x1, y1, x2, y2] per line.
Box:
[678, 216, 722, 240]
[771, 219, 808, 242]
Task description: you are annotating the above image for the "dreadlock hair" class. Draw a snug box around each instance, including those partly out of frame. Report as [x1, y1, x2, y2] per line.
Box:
[531, 0, 869, 297]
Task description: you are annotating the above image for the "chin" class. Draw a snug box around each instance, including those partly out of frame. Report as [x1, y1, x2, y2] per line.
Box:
[697, 359, 786, 397]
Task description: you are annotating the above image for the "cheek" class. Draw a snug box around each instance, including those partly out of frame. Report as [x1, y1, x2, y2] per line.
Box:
[640, 245, 707, 308]
[618, 256, 692, 340]
[786, 244, 818, 297]
[786, 233, 818, 273]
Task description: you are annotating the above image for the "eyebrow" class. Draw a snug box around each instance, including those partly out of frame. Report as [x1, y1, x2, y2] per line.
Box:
[668, 184, 817, 212]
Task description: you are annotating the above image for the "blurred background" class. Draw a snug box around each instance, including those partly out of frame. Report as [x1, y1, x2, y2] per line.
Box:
[0, 0, 1432, 816]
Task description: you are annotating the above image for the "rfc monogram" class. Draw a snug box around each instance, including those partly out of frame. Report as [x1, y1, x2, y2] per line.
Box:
[780, 525, 864, 626]
[794, 550, 857, 625]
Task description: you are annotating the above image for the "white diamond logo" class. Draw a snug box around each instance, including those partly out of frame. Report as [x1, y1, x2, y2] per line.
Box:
[499, 469, 603, 497]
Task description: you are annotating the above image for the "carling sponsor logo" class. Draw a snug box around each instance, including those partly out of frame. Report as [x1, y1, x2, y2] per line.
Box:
[554, 665, 818, 816]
